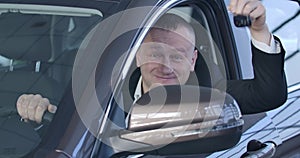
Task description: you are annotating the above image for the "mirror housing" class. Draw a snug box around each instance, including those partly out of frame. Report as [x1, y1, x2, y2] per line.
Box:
[111, 85, 244, 156]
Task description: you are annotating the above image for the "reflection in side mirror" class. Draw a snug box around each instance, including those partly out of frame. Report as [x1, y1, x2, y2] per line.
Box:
[112, 85, 244, 156]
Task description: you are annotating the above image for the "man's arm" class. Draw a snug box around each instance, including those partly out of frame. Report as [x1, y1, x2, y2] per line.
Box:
[227, 37, 287, 114]
[227, 0, 287, 114]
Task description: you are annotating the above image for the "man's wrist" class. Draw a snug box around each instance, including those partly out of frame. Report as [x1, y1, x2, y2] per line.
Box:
[252, 35, 281, 54]
[250, 24, 271, 45]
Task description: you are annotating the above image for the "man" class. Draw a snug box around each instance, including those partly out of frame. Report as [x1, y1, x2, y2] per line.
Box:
[17, 0, 287, 123]
[134, 13, 197, 94]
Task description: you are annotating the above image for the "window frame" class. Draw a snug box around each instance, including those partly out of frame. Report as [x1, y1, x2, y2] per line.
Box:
[88, 0, 243, 157]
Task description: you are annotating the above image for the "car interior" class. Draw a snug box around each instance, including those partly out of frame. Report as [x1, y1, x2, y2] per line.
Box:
[0, 7, 102, 157]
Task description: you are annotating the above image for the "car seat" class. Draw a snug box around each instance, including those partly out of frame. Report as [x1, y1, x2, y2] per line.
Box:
[0, 12, 64, 157]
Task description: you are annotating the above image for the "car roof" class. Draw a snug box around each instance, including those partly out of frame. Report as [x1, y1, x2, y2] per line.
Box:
[0, 0, 122, 16]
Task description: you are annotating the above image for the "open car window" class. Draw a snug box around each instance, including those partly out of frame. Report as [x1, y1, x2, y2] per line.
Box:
[0, 4, 102, 157]
[101, 2, 242, 156]
[119, 4, 227, 114]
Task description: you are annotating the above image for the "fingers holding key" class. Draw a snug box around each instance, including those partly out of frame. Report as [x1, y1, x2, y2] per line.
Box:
[229, 0, 267, 31]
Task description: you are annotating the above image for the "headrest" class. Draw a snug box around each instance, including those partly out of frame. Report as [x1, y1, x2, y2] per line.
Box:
[0, 13, 52, 61]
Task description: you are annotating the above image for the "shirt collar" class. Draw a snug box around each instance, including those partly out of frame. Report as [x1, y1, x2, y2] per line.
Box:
[134, 76, 143, 101]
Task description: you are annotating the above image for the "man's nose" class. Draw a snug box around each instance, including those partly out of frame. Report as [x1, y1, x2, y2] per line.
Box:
[160, 65, 174, 74]
[159, 58, 173, 73]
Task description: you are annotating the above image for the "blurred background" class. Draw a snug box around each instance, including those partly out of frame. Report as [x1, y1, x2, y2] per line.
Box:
[263, 0, 300, 86]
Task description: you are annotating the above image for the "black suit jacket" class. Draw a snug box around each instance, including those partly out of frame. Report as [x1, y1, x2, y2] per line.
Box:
[128, 36, 287, 114]
[226, 36, 287, 114]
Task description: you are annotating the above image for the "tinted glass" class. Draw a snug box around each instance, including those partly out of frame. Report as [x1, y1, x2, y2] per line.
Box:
[0, 4, 102, 157]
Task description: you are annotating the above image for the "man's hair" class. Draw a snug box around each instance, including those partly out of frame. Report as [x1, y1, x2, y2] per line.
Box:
[151, 13, 195, 36]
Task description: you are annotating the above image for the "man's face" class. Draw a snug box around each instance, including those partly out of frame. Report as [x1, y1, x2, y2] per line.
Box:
[136, 26, 198, 92]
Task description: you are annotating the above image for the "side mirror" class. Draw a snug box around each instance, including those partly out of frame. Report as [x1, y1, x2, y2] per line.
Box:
[111, 85, 244, 156]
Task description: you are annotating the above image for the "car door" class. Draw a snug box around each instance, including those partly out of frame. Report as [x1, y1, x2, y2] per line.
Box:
[80, 0, 246, 157]
[39, 0, 244, 157]
[42, 0, 246, 157]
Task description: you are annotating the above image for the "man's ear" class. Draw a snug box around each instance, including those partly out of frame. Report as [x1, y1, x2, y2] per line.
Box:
[190, 49, 198, 71]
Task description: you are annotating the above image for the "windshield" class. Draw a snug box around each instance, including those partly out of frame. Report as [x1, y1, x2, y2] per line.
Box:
[0, 4, 102, 157]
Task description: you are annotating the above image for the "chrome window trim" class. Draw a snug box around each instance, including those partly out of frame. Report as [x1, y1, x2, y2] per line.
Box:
[0, 3, 103, 17]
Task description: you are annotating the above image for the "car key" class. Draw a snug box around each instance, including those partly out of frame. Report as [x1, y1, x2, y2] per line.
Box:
[234, 15, 252, 27]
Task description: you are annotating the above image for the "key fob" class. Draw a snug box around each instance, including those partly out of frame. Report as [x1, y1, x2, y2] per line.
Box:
[234, 15, 252, 27]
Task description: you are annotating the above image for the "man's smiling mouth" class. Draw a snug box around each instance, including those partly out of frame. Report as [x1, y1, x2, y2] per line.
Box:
[154, 75, 177, 80]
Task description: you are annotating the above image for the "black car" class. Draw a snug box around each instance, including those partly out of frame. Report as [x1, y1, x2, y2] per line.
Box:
[0, 0, 298, 157]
